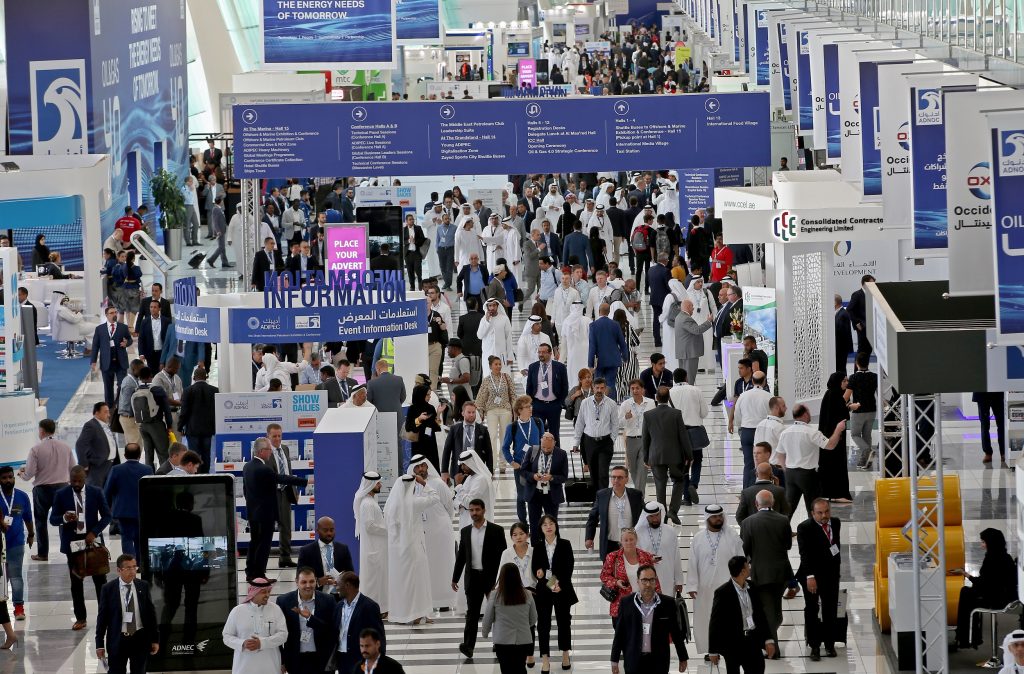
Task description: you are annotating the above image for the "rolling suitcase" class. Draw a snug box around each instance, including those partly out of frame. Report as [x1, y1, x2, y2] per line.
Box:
[564, 450, 595, 504]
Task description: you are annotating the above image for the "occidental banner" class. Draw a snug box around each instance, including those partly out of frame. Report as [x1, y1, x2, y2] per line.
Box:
[986, 109, 1024, 344]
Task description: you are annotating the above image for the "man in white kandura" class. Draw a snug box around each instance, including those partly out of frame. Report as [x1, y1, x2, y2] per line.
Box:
[685, 503, 745, 655]
[409, 454, 457, 610]
[561, 301, 592, 379]
[352, 472, 388, 616]
[383, 474, 435, 625]
[516, 315, 552, 376]
[452, 450, 493, 528]
[634, 501, 684, 594]
[222, 578, 289, 674]
[478, 298, 515, 373]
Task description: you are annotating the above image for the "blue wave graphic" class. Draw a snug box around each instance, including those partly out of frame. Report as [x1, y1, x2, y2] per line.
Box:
[912, 208, 947, 249]
[397, 0, 439, 40]
[998, 284, 1024, 336]
[863, 167, 882, 195]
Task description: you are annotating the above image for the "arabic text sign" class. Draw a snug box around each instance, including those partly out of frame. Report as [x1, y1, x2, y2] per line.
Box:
[228, 301, 428, 343]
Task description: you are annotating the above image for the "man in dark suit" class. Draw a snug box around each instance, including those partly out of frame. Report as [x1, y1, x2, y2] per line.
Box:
[588, 304, 628, 399]
[796, 498, 842, 661]
[370, 243, 401, 271]
[525, 344, 569, 442]
[709, 286, 743, 406]
[103, 443, 152, 557]
[846, 274, 873, 356]
[77, 402, 119, 488]
[205, 195, 233, 268]
[708, 556, 777, 673]
[202, 138, 222, 167]
[739, 490, 793, 647]
[402, 219, 427, 290]
[334, 572, 386, 674]
[132, 283, 171, 334]
[610, 563, 688, 674]
[251, 237, 285, 291]
[735, 463, 790, 523]
[155, 442, 186, 476]
[451, 499, 506, 659]
[456, 296, 484, 364]
[456, 256, 489, 300]
[265, 423, 303, 567]
[585, 465, 645, 560]
[539, 220, 562, 263]
[648, 253, 672, 346]
[642, 388, 693, 524]
[91, 306, 133, 408]
[135, 299, 171, 368]
[441, 402, 492, 481]
[286, 239, 319, 278]
[834, 294, 854, 374]
[179, 366, 218, 472]
[276, 566, 337, 674]
[96, 553, 159, 673]
[521, 432, 568, 546]
[297, 516, 354, 596]
[243, 437, 309, 581]
[51, 465, 112, 630]
[472, 198, 492, 227]
[316, 365, 344, 408]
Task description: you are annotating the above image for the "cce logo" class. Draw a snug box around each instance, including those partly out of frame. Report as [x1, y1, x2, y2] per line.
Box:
[772, 211, 798, 242]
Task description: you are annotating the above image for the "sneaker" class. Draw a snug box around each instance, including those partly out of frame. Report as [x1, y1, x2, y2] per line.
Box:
[13, 605, 24, 621]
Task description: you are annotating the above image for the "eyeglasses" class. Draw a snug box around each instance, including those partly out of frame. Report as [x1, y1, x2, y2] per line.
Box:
[638, 577, 658, 583]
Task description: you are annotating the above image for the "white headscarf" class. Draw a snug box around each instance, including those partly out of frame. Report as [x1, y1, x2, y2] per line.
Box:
[408, 453, 442, 482]
[519, 314, 543, 342]
[458, 449, 490, 478]
[1001, 629, 1024, 673]
[351, 472, 381, 538]
[383, 475, 421, 549]
[668, 278, 687, 303]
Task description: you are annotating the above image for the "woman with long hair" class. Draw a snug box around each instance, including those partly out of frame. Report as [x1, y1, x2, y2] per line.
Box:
[613, 308, 640, 398]
[405, 383, 442, 471]
[31, 234, 50, 268]
[482, 563, 537, 674]
[498, 522, 536, 668]
[531, 515, 577, 672]
[111, 250, 143, 327]
[451, 185, 467, 206]
[599, 528, 659, 628]
[954, 528, 1019, 649]
[564, 368, 593, 423]
[502, 396, 544, 524]
[818, 372, 853, 503]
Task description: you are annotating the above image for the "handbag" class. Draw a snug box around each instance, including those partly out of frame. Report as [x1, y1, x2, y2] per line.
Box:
[674, 591, 691, 642]
[514, 288, 524, 303]
[70, 543, 111, 579]
[687, 425, 710, 450]
[404, 430, 420, 442]
[599, 584, 618, 602]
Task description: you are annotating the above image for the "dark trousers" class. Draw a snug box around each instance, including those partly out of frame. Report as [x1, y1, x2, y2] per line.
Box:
[528, 497, 560, 547]
[801, 577, 839, 649]
[32, 483, 65, 558]
[755, 582, 784, 642]
[855, 328, 872, 356]
[119, 518, 140, 557]
[535, 590, 572, 655]
[494, 643, 531, 674]
[531, 400, 563, 443]
[723, 632, 767, 674]
[836, 350, 849, 375]
[68, 557, 106, 621]
[246, 520, 273, 580]
[108, 632, 151, 674]
[206, 233, 228, 266]
[463, 568, 488, 651]
[785, 467, 820, 520]
[139, 422, 169, 469]
[187, 436, 213, 473]
[406, 250, 423, 289]
[581, 435, 613, 493]
[976, 393, 1006, 457]
[86, 460, 114, 489]
[739, 428, 756, 489]
[635, 252, 651, 291]
[512, 469, 528, 524]
[651, 462, 687, 516]
[652, 304, 663, 347]
[438, 246, 455, 288]
[276, 490, 294, 561]
[682, 449, 703, 496]
[102, 366, 127, 408]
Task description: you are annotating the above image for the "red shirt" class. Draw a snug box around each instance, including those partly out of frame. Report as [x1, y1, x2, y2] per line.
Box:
[115, 215, 143, 239]
[710, 245, 733, 281]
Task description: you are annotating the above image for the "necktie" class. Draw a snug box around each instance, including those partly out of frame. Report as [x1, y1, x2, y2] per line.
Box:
[822, 521, 832, 543]
[325, 543, 334, 570]
[465, 425, 473, 450]
[124, 585, 137, 635]
[109, 323, 115, 338]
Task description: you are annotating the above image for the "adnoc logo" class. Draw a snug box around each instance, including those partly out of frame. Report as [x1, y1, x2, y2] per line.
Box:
[772, 211, 798, 242]
[29, 59, 87, 156]
[967, 161, 991, 200]
[799, 31, 810, 55]
[998, 129, 1024, 176]
[915, 88, 942, 126]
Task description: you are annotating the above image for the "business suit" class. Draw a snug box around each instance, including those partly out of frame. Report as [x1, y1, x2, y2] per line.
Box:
[333, 592, 386, 674]
[179, 379, 218, 472]
[521, 447, 568, 545]
[297, 539, 354, 593]
[648, 262, 671, 347]
[585, 487, 645, 560]
[268, 442, 301, 564]
[642, 403, 693, 518]
[402, 225, 427, 289]
[370, 254, 400, 271]
[243, 455, 308, 580]
[251, 248, 285, 290]
[50, 484, 112, 622]
[796, 517, 842, 651]
[453, 521, 507, 653]
[96, 577, 159, 674]
[526, 359, 569, 442]
[456, 262, 490, 300]
[610, 592, 688, 674]
[740, 509, 793, 643]
[366, 371, 407, 441]
[441, 421, 493, 477]
[834, 306, 854, 373]
[103, 460, 153, 557]
[317, 377, 344, 407]
[539, 231, 562, 263]
[77, 418, 119, 488]
[276, 589, 338, 674]
[531, 536, 578, 656]
[708, 580, 772, 674]
[735, 481, 790, 523]
[91, 321, 133, 408]
[132, 297, 171, 333]
[136, 314, 171, 368]
[206, 204, 230, 267]
[588, 316, 628, 399]
[712, 299, 740, 355]
[668, 306, 712, 384]
[847, 288, 871, 355]
[562, 231, 592, 269]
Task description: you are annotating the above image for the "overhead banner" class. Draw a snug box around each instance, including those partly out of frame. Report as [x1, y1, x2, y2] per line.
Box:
[396, 0, 441, 43]
[749, 5, 785, 87]
[260, 0, 396, 70]
[946, 87, 1024, 296]
[233, 94, 772, 178]
[837, 42, 890, 181]
[858, 52, 915, 196]
[171, 278, 222, 343]
[721, 204, 888, 244]
[988, 110, 1024, 344]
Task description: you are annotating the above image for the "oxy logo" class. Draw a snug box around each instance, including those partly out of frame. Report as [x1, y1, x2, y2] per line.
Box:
[998, 129, 1024, 176]
[967, 162, 992, 200]
[772, 211, 798, 242]
[897, 122, 910, 152]
[29, 60, 87, 156]
[852, 94, 859, 114]
[915, 88, 942, 126]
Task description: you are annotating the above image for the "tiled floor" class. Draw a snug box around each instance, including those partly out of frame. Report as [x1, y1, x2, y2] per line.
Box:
[9, 259, 1019, 673]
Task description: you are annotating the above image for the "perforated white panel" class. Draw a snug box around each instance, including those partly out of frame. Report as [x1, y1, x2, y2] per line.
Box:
[791, 251, 825, 400]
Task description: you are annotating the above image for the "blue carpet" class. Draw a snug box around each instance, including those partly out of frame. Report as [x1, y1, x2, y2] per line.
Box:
[36, 335, 92, 420]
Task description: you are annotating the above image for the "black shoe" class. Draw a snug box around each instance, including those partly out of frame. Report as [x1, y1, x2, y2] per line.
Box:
[688, 485, 699, 505]
[279, 559, 297, 568]
[459, 643, 474, 659]
[682, 500, 693, 507]
[809, 648, 821, 662]
[825, 646, 837, 658]
[668, 513, 682, 524]
[221, 263, 236, 268]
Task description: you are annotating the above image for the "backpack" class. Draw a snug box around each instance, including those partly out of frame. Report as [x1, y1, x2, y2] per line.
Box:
[630, 226, 649, 253]
[655, 228, 671, 256]
[131, 385, 159, 424]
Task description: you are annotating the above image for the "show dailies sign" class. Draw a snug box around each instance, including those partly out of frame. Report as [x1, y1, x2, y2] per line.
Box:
[260, 0, 396, 69]
[988, 111, 1024, 343]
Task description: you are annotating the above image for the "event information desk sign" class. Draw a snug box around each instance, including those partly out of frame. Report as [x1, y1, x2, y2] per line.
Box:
[232, 94, 772, 177]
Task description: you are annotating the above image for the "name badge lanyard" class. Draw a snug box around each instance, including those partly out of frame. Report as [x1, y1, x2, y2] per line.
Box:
[123, 584, 135, 623]
[706, 530, 721, 565]
[0, 490, 13, 517]
[647, 528, 661, 558]
[73, 489, 86, 532]
[634, 593, 661, 628]
[490, 375, 502, 405]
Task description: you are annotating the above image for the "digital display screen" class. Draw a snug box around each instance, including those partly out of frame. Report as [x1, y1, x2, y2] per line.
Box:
[508, 42, 530, 56]
[356, 206, 404, 262]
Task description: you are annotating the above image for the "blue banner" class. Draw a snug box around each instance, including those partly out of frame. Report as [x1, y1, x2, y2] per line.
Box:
[778, 23, 791, 111]
[910, 87, 948, 250]
[680, 170, 713, 216]
[233, 94, 771, 178]
[860, 59, 911, 195]
[755, 9, 772, 86]
[171, 278, 222, 342]
[396, 0, 440, 42]
[796, 30, 813, 132]
[615, 0, 661, 28]
[824, 43, 842, 159]
[261, 0, 395, 68]
[991, 125, 1024, 341]
[742, 5, 749, 72]
[229, 301, 428, 343]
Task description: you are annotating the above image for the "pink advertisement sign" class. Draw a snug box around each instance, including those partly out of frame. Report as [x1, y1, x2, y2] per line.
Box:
[517, 59, 537, 88]
[325, 224, 369, 273]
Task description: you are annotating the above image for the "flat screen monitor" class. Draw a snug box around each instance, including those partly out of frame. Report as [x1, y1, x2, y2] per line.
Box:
[356, 205, 403, 263]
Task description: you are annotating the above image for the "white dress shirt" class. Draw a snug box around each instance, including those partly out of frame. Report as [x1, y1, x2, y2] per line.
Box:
[470, 522, 486, 570]
[618, 397, 655, 437]
[775, 421, 831, 470]
[753, 416, 786, 464]
[573, 395, 618, 446]
[733, 387, 772, 430]
[150, 319, 163, 351]
[607, 490, 632, 543]
[668, 382, 709, 427]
